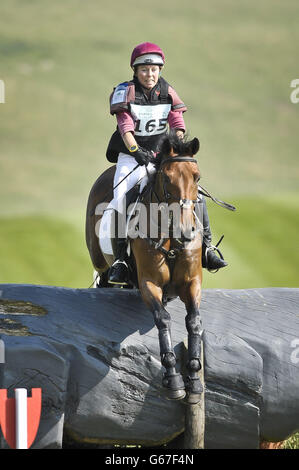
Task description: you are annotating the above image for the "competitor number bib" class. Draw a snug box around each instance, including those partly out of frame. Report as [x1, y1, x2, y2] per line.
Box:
[130, 103, 171, 137]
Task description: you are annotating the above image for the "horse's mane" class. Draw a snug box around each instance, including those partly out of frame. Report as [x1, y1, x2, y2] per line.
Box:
[154, 131, 199, 171]
[157, 130, 191, 156]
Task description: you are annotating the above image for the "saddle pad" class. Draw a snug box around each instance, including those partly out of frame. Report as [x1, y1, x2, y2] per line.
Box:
[99, 199, 140, 257]
[99, 209, 113, 255]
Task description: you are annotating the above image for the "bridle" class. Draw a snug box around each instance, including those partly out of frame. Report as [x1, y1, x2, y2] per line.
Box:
[154, 156, 199, 208]
[142, 155, 203, 261]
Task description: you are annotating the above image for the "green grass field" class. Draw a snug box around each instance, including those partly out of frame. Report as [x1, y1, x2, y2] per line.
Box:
[0, 0, 298, 289]
[1, 193, 298, 290]
[0, 0, 298, 447]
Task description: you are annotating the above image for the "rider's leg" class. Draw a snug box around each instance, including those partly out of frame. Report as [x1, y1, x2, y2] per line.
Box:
[108, 208, 129, 285]
[108, 154, 156, 285]
[201, 196, 228, 271]
[108, 154, 136, 285]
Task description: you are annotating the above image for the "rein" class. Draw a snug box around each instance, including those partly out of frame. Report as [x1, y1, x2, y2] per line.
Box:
[90, 163, 140, 216]
[197, 185, 236, 212]
[160, 156, 236, 212]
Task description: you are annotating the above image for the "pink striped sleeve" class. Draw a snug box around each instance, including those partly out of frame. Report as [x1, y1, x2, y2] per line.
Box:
[168, 110, 186, 131]
[116, 111, 135, 136]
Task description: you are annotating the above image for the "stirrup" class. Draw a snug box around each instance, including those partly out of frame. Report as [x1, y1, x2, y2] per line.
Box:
[204, 235, 227, 273]
[111, 259, 128, 268]
[108, 260, 129, 285]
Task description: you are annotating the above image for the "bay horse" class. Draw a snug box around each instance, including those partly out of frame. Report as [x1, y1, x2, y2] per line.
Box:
[85, 133, 203, 403]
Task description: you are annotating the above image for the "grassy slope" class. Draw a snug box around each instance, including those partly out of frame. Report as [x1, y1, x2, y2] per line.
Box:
[0, 193, 298, 289]
[205, 193, 299, 289]
[0, 0, 298, 286]
[0, 215, 90, 287]
[0, 0, 298, 214]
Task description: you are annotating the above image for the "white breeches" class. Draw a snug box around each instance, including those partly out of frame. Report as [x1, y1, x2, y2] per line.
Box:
[108, 152, 156, 213]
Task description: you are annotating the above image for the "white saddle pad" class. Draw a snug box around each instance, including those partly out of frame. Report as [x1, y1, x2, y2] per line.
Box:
[99, 199, 140, 257]
[99, 208, 114, 255]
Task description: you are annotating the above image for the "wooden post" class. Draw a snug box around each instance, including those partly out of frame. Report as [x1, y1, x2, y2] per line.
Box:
[183, 338, 205, 449]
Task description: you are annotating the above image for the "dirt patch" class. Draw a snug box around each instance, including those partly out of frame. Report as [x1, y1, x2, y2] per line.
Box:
[0, 299, 47, 336]
[0, 299, 47, 316]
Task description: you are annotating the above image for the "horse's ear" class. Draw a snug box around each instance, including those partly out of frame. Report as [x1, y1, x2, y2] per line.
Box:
[161, 138, 172, 156]
[191, 138, 200, 155]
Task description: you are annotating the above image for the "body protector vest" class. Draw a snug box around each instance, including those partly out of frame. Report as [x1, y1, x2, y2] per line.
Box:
[106, 77, 187, 162]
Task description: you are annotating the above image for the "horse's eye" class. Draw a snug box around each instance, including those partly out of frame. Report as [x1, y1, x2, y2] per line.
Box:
[164, 175, 171, 183]
[194, 173, 200, 182]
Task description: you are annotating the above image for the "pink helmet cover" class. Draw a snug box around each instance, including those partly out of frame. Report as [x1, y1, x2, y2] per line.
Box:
[130, 42, 165, 67]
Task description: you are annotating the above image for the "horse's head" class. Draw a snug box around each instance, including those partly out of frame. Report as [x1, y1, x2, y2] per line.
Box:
[154, 133, 201, 242]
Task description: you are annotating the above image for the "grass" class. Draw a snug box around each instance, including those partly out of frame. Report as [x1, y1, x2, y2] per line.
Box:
[0, 194, 298, 289]
[0, 0, 298, 216]
[0, 215, 90, 288]
[205, 193, 299, 289]
[283, 433, 299, 449]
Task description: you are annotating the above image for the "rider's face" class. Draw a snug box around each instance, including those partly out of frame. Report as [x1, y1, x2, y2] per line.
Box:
[136, 65, 160, 90]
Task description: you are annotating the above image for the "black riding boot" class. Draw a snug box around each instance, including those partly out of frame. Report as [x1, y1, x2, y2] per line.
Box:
[108, 210, 129, 286]
[201, 196, 228, 271]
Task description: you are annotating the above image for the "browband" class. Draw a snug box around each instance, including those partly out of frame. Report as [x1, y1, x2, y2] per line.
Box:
[160, 156, 198, 165]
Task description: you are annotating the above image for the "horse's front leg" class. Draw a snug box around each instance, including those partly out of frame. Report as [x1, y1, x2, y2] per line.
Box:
[178, 279, 203, 404]
[139, 280, 186, 400]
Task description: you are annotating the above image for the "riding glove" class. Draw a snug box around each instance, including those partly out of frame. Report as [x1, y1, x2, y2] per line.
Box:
[130, 146, 155, 166]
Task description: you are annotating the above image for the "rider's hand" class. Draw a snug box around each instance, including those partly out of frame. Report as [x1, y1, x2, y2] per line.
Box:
[130, 146, 155, 166]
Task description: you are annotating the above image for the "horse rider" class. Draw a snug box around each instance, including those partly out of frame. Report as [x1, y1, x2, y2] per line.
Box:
[105, 42, 227, 285]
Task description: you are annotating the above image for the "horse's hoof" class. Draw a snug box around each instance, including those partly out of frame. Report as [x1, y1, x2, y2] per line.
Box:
[166, 388, 186, 401]
[185, 392, 202, 405]
[162, 372, 186, 400]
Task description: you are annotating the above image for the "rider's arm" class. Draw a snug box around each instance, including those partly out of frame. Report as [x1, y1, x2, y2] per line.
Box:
[116, 111, 137, 151]
[168, 110, 185, 139]
[122, 131, 138, 152]
[116, 111, 152, 165]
